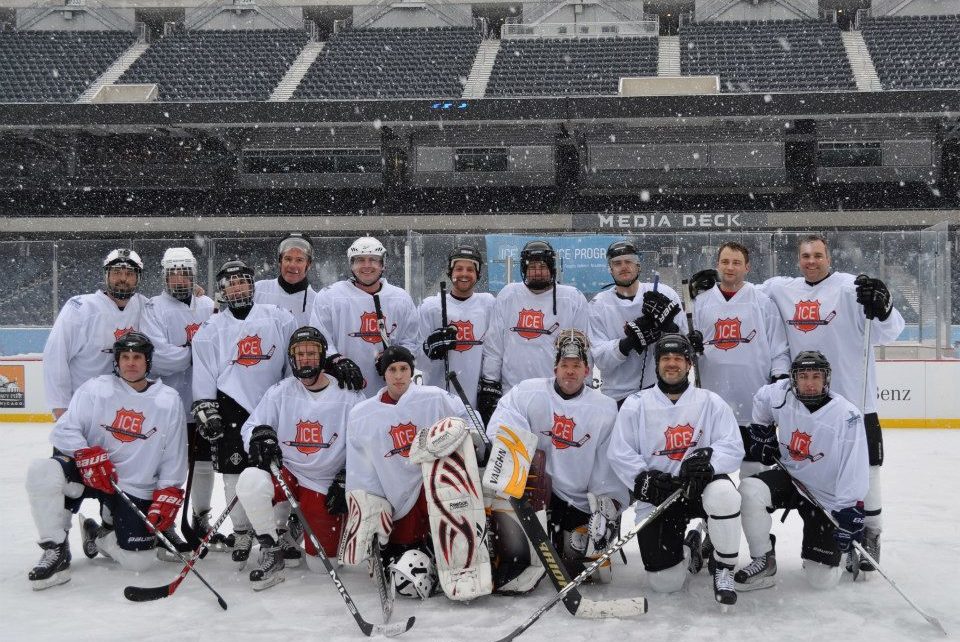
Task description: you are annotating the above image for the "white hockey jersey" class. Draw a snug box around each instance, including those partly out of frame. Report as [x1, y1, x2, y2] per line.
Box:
[418, 291, 495, 406]
[43, 291, 148, 411]
[254, 278, 317, 327]
[309, 279, 420, 398]
[760, 272, 905, 414]
[753, 380, 869, 513]
[589, 283, 688, 401]
[481, 283, 590, 392]
[487, 378, 629, 512]
[241, 376, 363, 493]
[345, 385, 467, 519]
[191, 303, 298, 413]
[50, 374, 187, 501]
[140, 292, 215, 415]
[608, 385, 744, 519]
[693, 282, 791, 424]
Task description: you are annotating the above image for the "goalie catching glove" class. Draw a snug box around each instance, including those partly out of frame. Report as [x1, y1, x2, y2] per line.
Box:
[585, 493, 620, 557]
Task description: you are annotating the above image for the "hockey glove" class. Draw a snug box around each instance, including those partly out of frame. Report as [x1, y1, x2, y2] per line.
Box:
[476, 378, 502, 425]
[423, 325, 458, 360]
[688, 329, 705, 355]
[586, 493, 620, 556]
[325, 354, 365, 391]
[634, 470, 682, 506]
[679, 447, 714, 500]
[688, 269, 719, 300]
[621, 316, 659, 355]
[854, 275, 892, 321]
[248, 424, 282, 471]
[832, 504, 865, 553]
[147, 486, 185, 532]
[747, 423, 779, 465]
[326, 469, 348, 515]
[191, 399, 223, 441]
[642, 290, 682, 329]
[770, 373, 790, 383]
[74, 445, 117, 494]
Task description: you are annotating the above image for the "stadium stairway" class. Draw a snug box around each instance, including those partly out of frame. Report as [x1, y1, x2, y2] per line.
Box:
[75, 40, 150, 103]
[841, 31, 883, 92]
[270, 40, 325, 101]
[657, 35, 680, 76]
[461, 39, 501, 99]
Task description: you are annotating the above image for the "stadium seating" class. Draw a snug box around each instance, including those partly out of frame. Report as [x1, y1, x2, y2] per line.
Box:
[861, 15, 960, 90]
[119, 29, 308, 102]
[0, 30, 135, 103]
[485, 36, 658, 97]
[293, 27, 481, 100]
[679, 20, 857, 93]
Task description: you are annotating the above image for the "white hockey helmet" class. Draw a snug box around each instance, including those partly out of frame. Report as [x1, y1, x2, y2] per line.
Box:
[161, 247, 197, 302]
[103, 248, 144, 272]
[389, 549, 437, 600]
[161, 247, 197, 272]
[347, 236, 387, 263]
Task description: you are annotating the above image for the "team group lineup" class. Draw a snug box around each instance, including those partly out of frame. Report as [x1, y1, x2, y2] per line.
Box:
[24, 230, 916, 634]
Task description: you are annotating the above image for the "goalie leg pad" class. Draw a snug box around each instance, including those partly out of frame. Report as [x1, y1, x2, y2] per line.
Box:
[489, 495, 546, 594]
[482, 425, 540, 499]
[410, 417, 471, 464]
[339, 491, 392, 566]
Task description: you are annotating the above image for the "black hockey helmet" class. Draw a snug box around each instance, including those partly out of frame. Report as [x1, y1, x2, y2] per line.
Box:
[288, 326, 328, 380]
[790, 350, 831, 403]
[375, 345, 416, 377]
[447, 244, 484, 278]
[113, 331, 153, 379]
[606, 240, 639, 262]
[520, 240, 556, 280]
[278, 233, 314, 263]
[554, 328, 590, 365]
[654, 333, 693, 363]
[216, 259, 255, 311]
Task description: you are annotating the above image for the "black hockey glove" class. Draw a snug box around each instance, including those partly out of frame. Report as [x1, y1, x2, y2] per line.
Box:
[854, 275, 892, 321]
[476, 378, 502, 425]
[688, 269, 719, 300]
[423, 325, 458, 360]
[687, 329, 705, 355]
[248, 424, 281, 471]
[325, 469, 347, 515]
[770, 373, 790, 383]
[191, 399, 223, 441]
[831, 505, 865, 553]
[746, 423, 779, 465]
[325, 354, 365, 391]
[642, 290, 682, 329]
[634, 470, 682, 506]
[621, 316, 659, 356]
[679, 447, 714, 500]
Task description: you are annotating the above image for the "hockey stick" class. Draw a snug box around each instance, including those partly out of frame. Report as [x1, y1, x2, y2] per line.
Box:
[538, 431, 591, 448]
[774, 461, 947, 636]
[680, 276, 701, 388]
[636, 272, 659, 386]
[447, 371, 646, 620]
[110, 480, 227, 610]
[373, 294, 390, 349]
[270, 462, 414, 638]
[509, 322, 560, 336]
[180, 427, 201, 548]
[100, 425, 158, 441]
[440, 281, 451, 391]
[125, 496, 238, 604]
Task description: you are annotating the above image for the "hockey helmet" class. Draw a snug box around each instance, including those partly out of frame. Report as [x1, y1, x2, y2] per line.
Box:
[447, 244, 484, 278]
[216, 259, 255, 311]
[287, 326, 328, 381]
[278, 233, 314, 263]
[347, 236, 386, 263]
[103, 248, 143, 300]
[389, 549, 437, 600]
[161, 247, 197, 302]
[113, 331, 153, 380]
[606, 239, 639, 263]
[790, 350, 831, 403]
[554, 328, 590, 365]
[654, 333, 693, 363]
[519, 240, 556, 280]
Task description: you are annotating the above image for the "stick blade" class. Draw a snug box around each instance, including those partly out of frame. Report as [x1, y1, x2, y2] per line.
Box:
[124, 584, 170, 602]
[574, 596, 648, 619]
[363, 616, 416, 638]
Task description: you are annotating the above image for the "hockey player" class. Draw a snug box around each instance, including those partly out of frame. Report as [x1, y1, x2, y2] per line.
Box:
[235, 327, 363, 590]
[254, 233, 317, 326]
[309, 236, 419, 398]
[609, 334, 744, 607]
[25, 332, 187, 589]
[478, 240, 590, 423]
[140, 247, 217, 546]
[418, 244, 494, 405]
[486, 329, 629, 585]
[43, 248, 148, 419]
[589, 240, 687, 406]
[760, 233, 904, 572]
[736, 351, 868, 591]
[340, 345, 491, 601]
[687, 242, 791, 478]
[191, 260, 298, 564]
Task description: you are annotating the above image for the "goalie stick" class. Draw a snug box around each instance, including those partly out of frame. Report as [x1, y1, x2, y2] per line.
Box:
[271, 462, 414, 638]
[447, 371, 647, 621]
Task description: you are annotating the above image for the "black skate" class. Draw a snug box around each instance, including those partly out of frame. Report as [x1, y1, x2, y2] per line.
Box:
[29, 540, 71, 590]
[278, 528, 302, 566]
[157, 528, 191, 562]
[734, 534, 777, 591]
[194, 509, 228, 553]
[713, 564, 737, 610]
[229, 530, 254, 563]
[79, 514, 100, 559]
[858, 528, 879, 572]
[702, 532, 716, 574]
[249, 534, 285, 591]
[685, 528, 704, 575]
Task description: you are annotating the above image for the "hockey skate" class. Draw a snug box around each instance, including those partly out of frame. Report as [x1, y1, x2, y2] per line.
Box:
[278, 528, 302, 566]
[858, 528, 880, 573]
[249, 534, 285, 591]
[228, 530, 254, 563]
[29, 540, 71, 590]
[194, 509, 229, 552]
[701, 531, 716, 574]
[79, 513, 100, 559]
[713, 564, 737, 610]
[156, 528, 191, 562]
[734, 534, 777, 591]
[685, 528, 704, 575]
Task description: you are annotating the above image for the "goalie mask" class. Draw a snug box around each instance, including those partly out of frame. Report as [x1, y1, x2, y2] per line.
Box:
[287, 326, 328, 381]
[103, 248, 143, 300]
[390, 549, 437, 600]
[554, 328, 589, 365]
[161, 247, 197, 303]
[113, 331, 153, 382]
[606, 240, 640, 287]
[790, 350, 831, 404]
[216, 259, 255, 313]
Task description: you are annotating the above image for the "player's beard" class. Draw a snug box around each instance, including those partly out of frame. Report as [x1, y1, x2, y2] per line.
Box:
[525, 277, 552, 291]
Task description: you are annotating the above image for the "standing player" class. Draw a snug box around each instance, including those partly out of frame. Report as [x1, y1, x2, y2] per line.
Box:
[43, 249, 148, 419]
[25, 332, 187, 588]
[254, 233, 317, 326]
[141, 247, 217, 543]
[478, 240, 590, 423]
[191, 259, 298, 563]
[609, 334, 743, 608]
[419, 244, 494, 405]
[235, 327, 363, 590]
[590, 240, 687, 406]
[760, 234, 904, 572]
[736, 351, 868, 591]
[688, 242, 790, 478]
[309, 236, 419, 398]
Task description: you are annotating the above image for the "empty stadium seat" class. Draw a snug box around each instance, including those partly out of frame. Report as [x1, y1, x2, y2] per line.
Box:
[861, 15, 960, 90]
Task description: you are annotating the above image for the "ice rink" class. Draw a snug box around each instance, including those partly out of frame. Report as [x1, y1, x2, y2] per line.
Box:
[3, 423, 957, 641]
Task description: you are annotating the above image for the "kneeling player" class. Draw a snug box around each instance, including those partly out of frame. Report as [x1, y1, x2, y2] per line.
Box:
[340, 346, 491, 601]
[25, 332, 187, 589]
[609, 334, 744, 608]
[235, 327, 363, 590]
[736, 351, 868, 591]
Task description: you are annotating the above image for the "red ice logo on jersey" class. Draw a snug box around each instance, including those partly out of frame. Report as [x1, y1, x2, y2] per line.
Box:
[359, 311, 383, 345]
[789, 430, 812, 462]
[515, 309, 545, 340]
[292, 420, 324, 455]
[385, 422, 417, 458]
[663, 424, 695, 461]
[713, 318, 742, 351]
[550, 413, 575, 450]
[185, 323, 201, 343]
[234, 335, 268, 367]
[114, 327, 135, 341]
[109, 408, 145, 443]
[792, 300, 822, 333]
[451, 320, 476, 352]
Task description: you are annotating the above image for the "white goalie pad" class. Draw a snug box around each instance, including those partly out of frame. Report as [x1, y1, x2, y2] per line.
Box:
[482, 425, 540, 499]
[339, 491, 393, 567]
[410, 417, 470, 464]
[420, 437, 492, 601]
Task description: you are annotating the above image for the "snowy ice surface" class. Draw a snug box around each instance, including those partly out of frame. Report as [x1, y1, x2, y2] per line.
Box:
[3, 424, 958, 642]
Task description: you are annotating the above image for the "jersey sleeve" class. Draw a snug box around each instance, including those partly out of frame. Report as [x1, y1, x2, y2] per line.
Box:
[394, 294, 421, 355]
[587, 406, 630, 508]
[418, 299, 438, 362]
[871, 305, 905, 345]
[588, 298, 629, 372]
[309, 289, 340, 355]
[661, 285, 688, 333]
[761, 294, 791, 377]
[141, 303, 191, 377]
[157, 402, 189, 489]
[279, 310, 299, 378]
[190, 324, 219, 402]
[703, 395, 745, 475]
[831, 407, 870, 512]
[480, 300, 506, 382]
[241, 385, 282, 450]
[607, 397, 649, 490]
[751, 382, 779, 426]
[345, 408, 387, 499]
[485, 385, 532, 441]
[49, 385, 95, 454]
[42, 299, 82, 411]
[570, 289, 591, 333]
